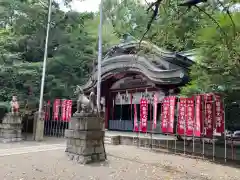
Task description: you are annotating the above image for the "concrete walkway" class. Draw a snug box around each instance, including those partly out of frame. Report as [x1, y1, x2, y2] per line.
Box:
[0, 142, 239, 179]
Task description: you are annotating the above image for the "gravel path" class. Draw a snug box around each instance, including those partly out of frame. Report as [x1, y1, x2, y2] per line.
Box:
[0, 144, 239, 180]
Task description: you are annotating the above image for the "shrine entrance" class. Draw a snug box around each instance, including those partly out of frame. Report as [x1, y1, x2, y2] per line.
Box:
[81, 40, 193, 133]
[107, 74, 166, 133]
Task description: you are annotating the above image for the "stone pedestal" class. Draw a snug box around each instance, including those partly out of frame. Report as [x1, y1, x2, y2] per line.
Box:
[0, 113, 22, 143]
[65, 113, 106, 164]
[33, 112, 45, 141]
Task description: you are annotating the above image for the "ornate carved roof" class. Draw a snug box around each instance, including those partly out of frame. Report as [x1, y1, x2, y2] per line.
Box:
[82, 40, 196, 91]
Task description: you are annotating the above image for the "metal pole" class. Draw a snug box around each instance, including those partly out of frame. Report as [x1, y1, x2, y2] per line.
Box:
[97, 0, 103, 113]
[38, 0, 52, 115]
[223, 98, 227, 162]
[175, 97, 179, 154]
[193, 96, 196, 155]
[212, 96, 215, 161]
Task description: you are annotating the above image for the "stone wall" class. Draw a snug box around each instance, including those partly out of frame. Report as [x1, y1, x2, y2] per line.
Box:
[65, 114, 106, 164]
[0, 113, 22, 143]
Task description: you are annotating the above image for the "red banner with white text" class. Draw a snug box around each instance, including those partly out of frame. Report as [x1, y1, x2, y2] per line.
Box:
[140, 98, 148, 133]
[65, 100, 72, 122]
[214, 94, 224, 134]
[134, 104, 139, 132]
[161, 97, 170, 133]
[177, 98, 186, 135]
[53, 99, 60, 120]
[185, 97, 195, 136]
[153, 93, 158, 129]
[204, 94, 214, 137]
[195, 95, 202, 137]
[61, 100, 67, 121]
[168, 96, 176, 133]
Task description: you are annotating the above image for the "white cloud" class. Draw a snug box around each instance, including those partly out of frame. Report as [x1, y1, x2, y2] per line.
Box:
[57, 0, 156, 12]
[56, 0, 101, 12]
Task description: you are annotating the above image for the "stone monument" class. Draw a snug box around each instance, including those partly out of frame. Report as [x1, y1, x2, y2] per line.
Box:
[0, 96, 22, 143]
[65, 86, 106, 164]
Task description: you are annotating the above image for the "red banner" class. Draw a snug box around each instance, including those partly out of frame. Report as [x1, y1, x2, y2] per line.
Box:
[161, 97, 170, 133]
[61, 100, 67, 121]
[66, 100, 72, 122]
[140, 98, 148, 133]
[204, 94, 213, 137]
[53, 99, 60, 120]
[214, 94, 224, 134]
[153, 93, 158, 129]
[195, 95, 202, 137]
[185, 97, 195, 136]
[133, 104, 138, 132]
[177, 98, 186, 135]
[168, 96, 176, 133]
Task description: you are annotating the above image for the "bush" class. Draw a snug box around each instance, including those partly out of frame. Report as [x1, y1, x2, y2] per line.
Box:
[0, 102, 10, 121]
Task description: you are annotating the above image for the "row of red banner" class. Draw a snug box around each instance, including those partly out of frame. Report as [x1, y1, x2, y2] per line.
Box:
[44, 99, 72, 122]
[134, 93, 224, 137]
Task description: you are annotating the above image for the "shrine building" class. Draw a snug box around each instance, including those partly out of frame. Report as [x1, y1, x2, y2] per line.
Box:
[82, 40, 195, 133]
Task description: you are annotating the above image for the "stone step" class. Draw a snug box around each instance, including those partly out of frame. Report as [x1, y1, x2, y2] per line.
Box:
[0, 144, 65, 156]
[104, 136, 120, 145]
[104, 136, 112, 144]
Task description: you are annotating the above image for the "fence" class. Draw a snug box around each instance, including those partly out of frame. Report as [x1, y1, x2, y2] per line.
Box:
[43, 99, 75, 138]
[126, 131, 240, 164]
[21, 94, 240, 165]
[108, 92, 240, 165]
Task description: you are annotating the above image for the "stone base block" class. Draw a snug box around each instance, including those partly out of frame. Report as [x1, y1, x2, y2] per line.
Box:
[2, 113, 22, 124]
[66, 152, 106, 164]
[65, 129, 104, 140]
[0, 137, 22, 143]
[65, 114, 106, 164]
[69, 116, 103, 131]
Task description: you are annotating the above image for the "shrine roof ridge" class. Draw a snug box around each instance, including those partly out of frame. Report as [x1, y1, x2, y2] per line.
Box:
[81, 40, 197, 92]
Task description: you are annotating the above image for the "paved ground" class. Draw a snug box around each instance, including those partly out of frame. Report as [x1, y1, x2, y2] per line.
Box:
[0, 141, 239, 180]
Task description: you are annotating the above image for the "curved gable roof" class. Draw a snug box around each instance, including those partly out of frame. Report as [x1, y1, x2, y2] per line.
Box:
[82, 40, 196, 91]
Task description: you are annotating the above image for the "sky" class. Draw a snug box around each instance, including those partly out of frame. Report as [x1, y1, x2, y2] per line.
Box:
[57, 0, 240, 13]
[57, 0, 155, 12]
[57, 0, 101, 12]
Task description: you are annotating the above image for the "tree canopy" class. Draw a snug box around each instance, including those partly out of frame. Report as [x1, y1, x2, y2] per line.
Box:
[1, 0, 240, 115]
[0, 0, 119, 109]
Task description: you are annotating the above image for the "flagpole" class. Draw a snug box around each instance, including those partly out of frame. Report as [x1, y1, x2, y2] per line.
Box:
[223, 98, 226, 162]
[38, 0, 52, 115]
[97, 0, 103, 113]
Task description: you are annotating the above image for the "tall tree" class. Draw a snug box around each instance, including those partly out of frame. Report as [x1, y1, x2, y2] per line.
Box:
[0, 0, 119, 110]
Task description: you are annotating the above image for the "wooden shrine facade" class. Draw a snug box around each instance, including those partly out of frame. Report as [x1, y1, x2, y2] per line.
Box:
[82, 40, 195, 132]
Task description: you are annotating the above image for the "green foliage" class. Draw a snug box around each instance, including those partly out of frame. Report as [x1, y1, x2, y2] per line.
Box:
[0, 0, 119, 109]
[181, 12, 240, 98]
[102, 0, 205, 51]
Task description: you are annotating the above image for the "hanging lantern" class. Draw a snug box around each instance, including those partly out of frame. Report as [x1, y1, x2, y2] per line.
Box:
[125, 90, 129, 103]
[145, 88, 149, 100]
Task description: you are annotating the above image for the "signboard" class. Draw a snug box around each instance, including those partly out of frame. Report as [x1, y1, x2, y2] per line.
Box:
[115, 91, 165, 105]
[214, 94, 224, 134]
[53, 99, 60, 120]
[177, 98, 186, 135]
[140, 98, 148, 132]
[195, 95, 202, 137]
[168, 96, 176, 133]
[185, 97, 195, 136]
[204, 94, 213, 137]
[161, 97, 170, 133]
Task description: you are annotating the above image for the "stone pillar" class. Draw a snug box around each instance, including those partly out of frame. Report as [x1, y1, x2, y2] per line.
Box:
[33, 111, 45, 141]
[0, 113, 22, 143]
[65, 113, 106, 164]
